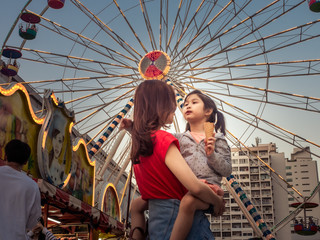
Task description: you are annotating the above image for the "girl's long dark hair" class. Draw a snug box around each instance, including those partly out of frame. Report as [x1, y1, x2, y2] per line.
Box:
[131, 80, 177, 163]
[184, 90, 226, 135]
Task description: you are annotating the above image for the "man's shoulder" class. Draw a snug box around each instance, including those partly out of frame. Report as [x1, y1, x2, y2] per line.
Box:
[1, 166, 38, 188]
[19, 173, 38, 187]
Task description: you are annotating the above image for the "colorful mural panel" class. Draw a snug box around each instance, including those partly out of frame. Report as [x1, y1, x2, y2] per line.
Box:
[0, 83, 44, 177]
[65, 138, 95, 205]
[0, 83, 97, 206]
[38, 92, 74, 188]
[101, 184, 121, 221]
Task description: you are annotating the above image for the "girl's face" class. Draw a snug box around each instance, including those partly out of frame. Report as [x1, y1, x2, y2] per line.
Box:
[183, 94, 211, 123]
[52, 132, 64, 158]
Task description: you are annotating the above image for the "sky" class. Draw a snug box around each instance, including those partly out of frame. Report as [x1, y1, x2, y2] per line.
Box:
[1, 0, 320, 180]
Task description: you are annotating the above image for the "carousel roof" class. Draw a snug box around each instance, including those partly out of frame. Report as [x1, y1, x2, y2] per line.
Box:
[37, 179, 124, 237]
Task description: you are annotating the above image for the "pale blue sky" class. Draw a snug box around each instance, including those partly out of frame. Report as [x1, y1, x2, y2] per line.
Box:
[1, 0, 320, 179]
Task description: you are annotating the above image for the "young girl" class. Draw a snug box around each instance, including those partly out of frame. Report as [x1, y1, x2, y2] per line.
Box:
[130, 80, 224, 240]
[170, 89, 232, 240]
[125, 89, 231, 240]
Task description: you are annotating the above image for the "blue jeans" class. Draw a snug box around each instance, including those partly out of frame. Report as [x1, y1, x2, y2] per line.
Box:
[148, 199, 214, 240]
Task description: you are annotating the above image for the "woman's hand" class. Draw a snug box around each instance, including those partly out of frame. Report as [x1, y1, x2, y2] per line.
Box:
[204, 134, 216, 156]
[213, 195, 225, 217]
[119, 118, 133, 132]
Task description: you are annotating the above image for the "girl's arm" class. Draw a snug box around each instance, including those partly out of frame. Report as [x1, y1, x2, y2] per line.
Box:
[165, 143, 224, 215]
[207, 137, 232, 177]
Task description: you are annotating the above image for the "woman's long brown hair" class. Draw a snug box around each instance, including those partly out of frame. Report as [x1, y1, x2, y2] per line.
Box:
[131, 80, 176, 164]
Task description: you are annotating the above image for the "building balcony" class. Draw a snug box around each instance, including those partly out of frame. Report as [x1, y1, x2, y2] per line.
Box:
[250, 178, 260, 182]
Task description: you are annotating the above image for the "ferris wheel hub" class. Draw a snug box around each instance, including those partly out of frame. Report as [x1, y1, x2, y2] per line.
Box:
[138, 50, 171, 80]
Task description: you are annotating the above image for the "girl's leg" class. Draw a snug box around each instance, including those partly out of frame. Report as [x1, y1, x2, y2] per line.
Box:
[170, 193, 209, 240]
[187, 210, 215, 240]
[130, 197, 148, 240]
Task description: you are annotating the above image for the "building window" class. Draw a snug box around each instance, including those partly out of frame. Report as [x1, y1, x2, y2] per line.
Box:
[301, 177, 309, 179]
[301, 171, 308, 173]
[286, 166, 292, 169]
[286, 172, 292, 176]
[239, 151, 247, 156]
[239, 159, 248, 164]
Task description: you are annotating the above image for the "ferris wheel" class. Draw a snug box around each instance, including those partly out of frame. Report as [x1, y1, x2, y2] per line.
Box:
[1, 0, 320, 236]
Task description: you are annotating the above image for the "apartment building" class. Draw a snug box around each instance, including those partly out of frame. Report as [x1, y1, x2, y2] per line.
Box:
[209, 143, 291, 240]
[286, 147, 320, 240]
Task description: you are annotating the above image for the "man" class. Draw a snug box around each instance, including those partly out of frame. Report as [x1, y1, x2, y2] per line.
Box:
[0, 139, 41, 240]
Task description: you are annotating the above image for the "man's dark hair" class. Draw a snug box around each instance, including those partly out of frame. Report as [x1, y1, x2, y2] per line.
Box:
[5, 139, 31, 165]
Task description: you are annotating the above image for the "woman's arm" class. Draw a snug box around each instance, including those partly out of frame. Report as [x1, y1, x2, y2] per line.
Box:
[165, 143, 224, 215]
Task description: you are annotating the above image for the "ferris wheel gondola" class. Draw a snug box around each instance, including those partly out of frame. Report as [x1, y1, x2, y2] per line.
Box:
[19, 12, 40, 40]
[47, 0, 65, 9]
[1, 48, 22, 76]
[308, 0, 320, 12]
[291, 202, 319, 236]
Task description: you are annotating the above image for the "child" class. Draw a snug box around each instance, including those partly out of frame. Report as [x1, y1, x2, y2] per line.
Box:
[170, 89, 231, 240]
[129, 80, 224, 240]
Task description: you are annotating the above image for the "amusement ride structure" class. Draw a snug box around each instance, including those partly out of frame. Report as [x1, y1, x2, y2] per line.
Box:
[1, 0, 320, 239]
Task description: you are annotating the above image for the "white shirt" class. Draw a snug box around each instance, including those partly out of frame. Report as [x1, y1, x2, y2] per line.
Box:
[0, 166, 41, 240]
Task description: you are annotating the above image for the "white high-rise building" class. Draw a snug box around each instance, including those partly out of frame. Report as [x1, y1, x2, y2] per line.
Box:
[210, 143, 291, 240]
[286, 147, 320, 240]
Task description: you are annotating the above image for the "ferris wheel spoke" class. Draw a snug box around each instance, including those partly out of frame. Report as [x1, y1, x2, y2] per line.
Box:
[70, 0, 143, 60]
[177, 0, 306, 66]
[175, 19, 320, 77]
[63, 81, 135, 104]
[73, 88, 134, 126]
[165, 0, 183, 53]
[72, 91, 134, 117]
[226, 109, 320, 158]
[139, 0, 157, 50]
[173, 1, 307, 72]
[159, 0, 172, 52]
[176, 71, 320, 86]
[212, 97, 320, 158]
[201, 88, 320, 113]
[24, 10, 138, 66]
[168, 0, 216, 59]
[171, 0, 252, 68]
[175, 48, 320, 84]
[223, 22, 320, 65]
[112, 0, 148, 54]
[11, 47, 138, 76]
[81, 111, 124, 140]
[170, 0, 233, 61]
